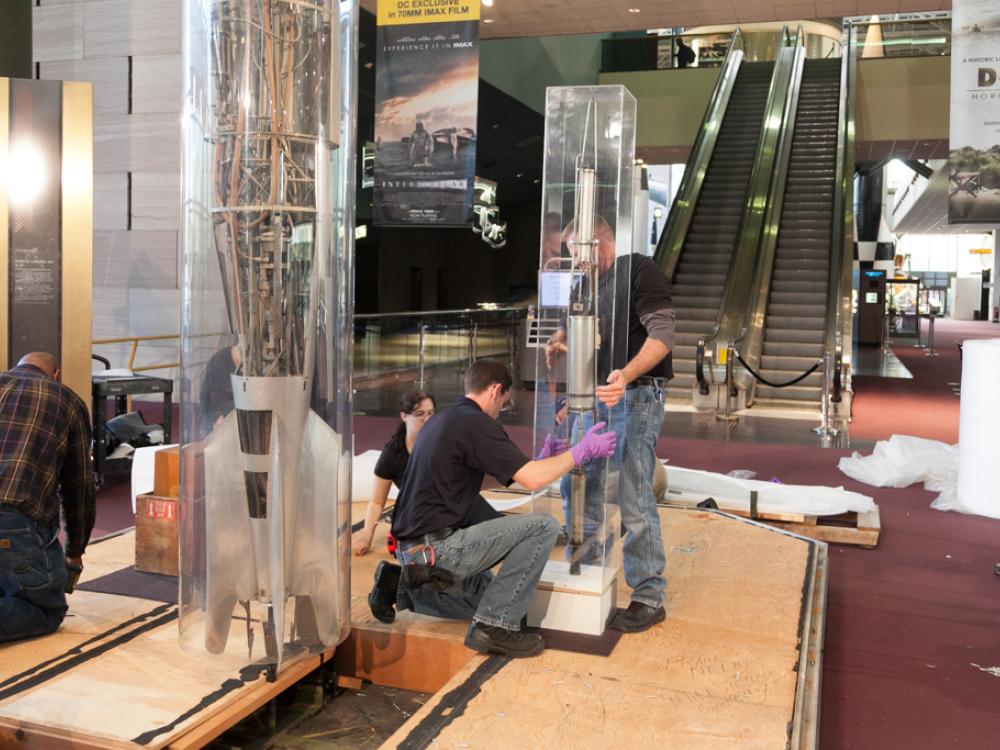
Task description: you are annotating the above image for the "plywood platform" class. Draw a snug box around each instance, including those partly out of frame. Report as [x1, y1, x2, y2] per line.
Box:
[0, 529, 343, 750]
[0, 499, 827, 749]
[343, 506, 828, 749]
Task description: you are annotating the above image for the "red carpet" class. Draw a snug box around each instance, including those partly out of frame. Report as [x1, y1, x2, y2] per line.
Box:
[851, 318, 999, 443]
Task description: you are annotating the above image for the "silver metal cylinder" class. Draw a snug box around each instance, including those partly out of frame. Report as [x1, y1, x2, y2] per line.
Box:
[574, 166, 596, 264]
[566, 316, 596, 411]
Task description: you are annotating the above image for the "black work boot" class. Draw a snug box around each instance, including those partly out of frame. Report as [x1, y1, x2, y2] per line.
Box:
[609, 601, 666, 633]
[464, 622, 545, 658]
[368, 561, 402, 624]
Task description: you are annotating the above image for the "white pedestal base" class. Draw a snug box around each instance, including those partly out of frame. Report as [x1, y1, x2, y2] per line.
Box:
[527, 560, 618, 636]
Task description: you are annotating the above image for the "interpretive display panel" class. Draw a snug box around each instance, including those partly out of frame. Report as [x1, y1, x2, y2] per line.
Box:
[179, 0, 357, 672]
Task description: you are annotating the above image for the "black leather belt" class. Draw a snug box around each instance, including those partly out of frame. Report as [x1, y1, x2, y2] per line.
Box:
[398, 526, 456, 550]
[0, 502, 23, 512]
[630, 376, 668, 389]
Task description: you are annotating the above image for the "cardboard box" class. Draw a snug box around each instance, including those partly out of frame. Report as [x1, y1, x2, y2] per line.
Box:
[135, 493, 179, 576]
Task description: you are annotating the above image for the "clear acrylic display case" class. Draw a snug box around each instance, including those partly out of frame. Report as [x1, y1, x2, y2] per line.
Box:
[179, 0, 357, 671]
[531, 86, 636, 603]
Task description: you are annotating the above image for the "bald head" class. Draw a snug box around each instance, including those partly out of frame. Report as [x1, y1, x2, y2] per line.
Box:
[18, 352, 60, 380]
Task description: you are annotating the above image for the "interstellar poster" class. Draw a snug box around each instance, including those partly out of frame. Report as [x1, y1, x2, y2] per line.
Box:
[374, 0, 480, 226]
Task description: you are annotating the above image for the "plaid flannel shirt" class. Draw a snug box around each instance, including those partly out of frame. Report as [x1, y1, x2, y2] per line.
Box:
[0, 364, 95, 557]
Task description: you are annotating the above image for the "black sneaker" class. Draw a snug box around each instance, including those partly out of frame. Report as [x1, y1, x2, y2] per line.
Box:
[368, 561, 401, 624]
[464, 622, 545, 658]
[609, 601, 666, 633]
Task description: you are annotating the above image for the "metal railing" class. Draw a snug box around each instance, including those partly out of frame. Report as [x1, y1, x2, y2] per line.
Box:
[354, 307, 527, 390]
[853, 18, 951, 58]
[654, 28, 744, 277]
[814, 21, 858, 437]
[92, 334, 179, 373]
[601, 32, 737, 73]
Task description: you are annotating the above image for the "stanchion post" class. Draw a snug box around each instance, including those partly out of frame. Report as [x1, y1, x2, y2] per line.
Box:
[814, 349, 839, 437]
[717, 341, 738, 422]
[925, 314, 939, 357]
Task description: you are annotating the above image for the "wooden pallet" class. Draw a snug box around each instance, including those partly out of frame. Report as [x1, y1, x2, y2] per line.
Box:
[664, 496, 881, 548]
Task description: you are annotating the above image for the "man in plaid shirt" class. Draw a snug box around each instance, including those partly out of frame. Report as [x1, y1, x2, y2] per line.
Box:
[0, 352, 95, 642]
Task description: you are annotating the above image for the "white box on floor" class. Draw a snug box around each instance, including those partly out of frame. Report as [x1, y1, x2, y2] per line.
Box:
[527, 561, 618, 636]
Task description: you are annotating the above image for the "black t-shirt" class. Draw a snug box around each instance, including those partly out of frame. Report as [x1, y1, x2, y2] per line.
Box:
[374, 437, 409, 489]
[390, 397, 531, 540]
[597, 253, 674, 381]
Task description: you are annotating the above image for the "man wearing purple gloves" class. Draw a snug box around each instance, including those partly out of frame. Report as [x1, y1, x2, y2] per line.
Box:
[367, 359, 615, 658]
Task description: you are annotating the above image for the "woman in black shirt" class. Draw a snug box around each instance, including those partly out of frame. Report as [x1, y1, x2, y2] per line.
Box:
[352, 389, 436, 555]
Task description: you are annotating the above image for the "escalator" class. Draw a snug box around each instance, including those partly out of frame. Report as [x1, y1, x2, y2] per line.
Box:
[666, 61, 775, 399]
[752, 59, 842, 409]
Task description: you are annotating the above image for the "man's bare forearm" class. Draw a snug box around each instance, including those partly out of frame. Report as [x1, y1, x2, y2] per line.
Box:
[620, 339, 670, 383]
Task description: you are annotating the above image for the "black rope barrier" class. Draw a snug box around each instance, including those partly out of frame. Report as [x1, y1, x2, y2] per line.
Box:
[733, 351, 820, 389]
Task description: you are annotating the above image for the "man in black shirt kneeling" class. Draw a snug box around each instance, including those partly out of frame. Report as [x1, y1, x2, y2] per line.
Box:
[367, 359, 616, 658]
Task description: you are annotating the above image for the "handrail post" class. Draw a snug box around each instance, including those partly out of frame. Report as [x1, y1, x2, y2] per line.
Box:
[925, 314, 939, 357]
[418, 323, 428, 389]
[813, 350, 839, 437]
[717, 342, 738, 422]
[468, 320, 478, 366]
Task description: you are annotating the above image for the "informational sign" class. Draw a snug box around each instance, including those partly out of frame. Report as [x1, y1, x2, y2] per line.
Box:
[949, 0, 1000, 223]
[7, 79, 63, 361]
[373, 0, 480, 226]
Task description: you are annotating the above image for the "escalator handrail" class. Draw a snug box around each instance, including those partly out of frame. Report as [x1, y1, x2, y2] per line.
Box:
[699, 27, 800, 373]
[653, 28, 744, 277]
[825, 22, 857, 404]
[733, 26, 806, 390]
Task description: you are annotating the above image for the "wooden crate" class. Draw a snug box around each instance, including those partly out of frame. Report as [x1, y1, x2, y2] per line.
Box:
[153, 445, 180, 498]
[135, 494, 178, 576]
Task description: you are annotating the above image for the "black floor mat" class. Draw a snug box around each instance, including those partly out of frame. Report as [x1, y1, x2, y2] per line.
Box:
[77, 566, 177, 604]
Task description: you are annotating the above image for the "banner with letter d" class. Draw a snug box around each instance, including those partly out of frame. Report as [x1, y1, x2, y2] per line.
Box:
[949, 0, 1000, 223]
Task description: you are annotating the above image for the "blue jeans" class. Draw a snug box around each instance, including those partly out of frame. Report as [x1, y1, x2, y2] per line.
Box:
[396, 512, 560, 631]
[559, 383, 667, 608]
[0, 510, 68, 643]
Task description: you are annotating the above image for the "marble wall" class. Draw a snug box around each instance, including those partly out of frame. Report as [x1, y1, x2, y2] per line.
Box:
[34, 0, 182, 390]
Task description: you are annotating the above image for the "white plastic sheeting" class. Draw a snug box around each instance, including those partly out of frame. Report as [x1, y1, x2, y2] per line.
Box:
[838, 434, 958, 492]
[666, 466, 876, 517]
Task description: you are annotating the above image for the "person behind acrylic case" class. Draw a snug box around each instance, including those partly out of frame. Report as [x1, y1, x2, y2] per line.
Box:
[353, 389, 437, 558]
[546, 214, 676, 633]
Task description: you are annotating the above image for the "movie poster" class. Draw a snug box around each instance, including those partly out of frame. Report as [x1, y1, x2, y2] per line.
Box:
[374, 0, 480, 226]
[949, 0, 1000, 223]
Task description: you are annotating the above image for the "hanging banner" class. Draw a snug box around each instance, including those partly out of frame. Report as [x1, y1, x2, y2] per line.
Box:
[374, 0, 480, 226]
[949, 0, 1000, 223]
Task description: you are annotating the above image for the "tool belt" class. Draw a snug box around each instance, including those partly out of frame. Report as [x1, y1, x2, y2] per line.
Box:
[396, 527, 456, 590]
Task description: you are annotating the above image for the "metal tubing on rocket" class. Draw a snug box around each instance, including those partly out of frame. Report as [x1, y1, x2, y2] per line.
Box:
[566, 100, 599, 574]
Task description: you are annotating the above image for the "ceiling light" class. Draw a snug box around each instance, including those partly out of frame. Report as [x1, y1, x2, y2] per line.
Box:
[628, 7, 641, 13]
[483, 18, 494, 23]
[482, 0, 494, 6]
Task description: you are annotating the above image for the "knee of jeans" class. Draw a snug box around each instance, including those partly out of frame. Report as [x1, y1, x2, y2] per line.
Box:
[539, 514, 560, 540]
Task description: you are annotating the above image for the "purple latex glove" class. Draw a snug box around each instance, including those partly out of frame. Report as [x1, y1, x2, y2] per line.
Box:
[569, 422, 617, 465]
[536, 433, 569, 459]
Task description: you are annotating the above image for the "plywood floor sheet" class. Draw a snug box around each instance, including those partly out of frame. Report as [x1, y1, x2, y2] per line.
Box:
[375, 508, 823, 749]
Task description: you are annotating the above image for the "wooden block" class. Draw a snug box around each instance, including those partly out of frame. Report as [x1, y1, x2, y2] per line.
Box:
[134, 494, 178, 576]
[153, 445, 180, 498]
[335, 626, 473, 694]
[336, 674, 364, 691]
